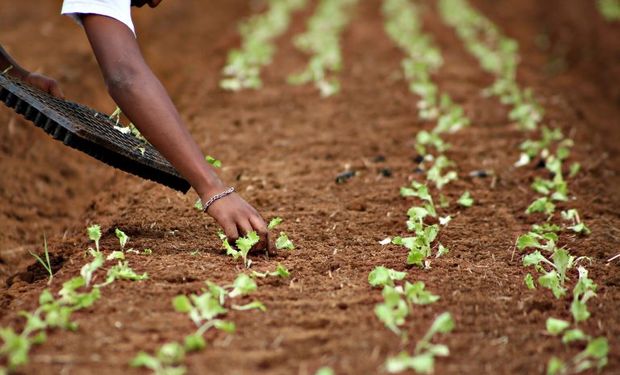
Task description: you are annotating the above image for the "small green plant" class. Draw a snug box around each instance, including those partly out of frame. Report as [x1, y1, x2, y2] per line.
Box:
[457, 191, 474, 207]
[28, 236, 53, 285]
[385, 312, 455, 374]
[205, 155, 222, 168]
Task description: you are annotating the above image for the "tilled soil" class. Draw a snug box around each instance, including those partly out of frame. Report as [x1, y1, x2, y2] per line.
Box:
[1, 1, 618, 374]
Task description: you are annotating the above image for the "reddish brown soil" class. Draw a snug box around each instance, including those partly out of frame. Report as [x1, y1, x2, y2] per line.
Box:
[1, 0, 619, 374]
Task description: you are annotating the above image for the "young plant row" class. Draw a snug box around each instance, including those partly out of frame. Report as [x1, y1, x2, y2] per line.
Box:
[220, 0, 308, 91]
[438, 0, 609, 372]
[131, 264, 291, 374]
[364, 0, 483, 372]
[439, 0, 543, 133]
[287, 0, 358, 97]
[0, 226, 148, 374]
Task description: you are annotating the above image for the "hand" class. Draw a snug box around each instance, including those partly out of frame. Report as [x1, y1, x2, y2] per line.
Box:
[23, 72, 64, 99]
[204, 191, 272, 253]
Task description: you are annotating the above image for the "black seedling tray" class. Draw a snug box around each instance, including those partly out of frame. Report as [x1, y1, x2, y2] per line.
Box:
[0, 73, 190, 193]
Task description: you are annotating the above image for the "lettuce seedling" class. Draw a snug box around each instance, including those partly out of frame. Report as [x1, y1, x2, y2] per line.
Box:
[386, 312, 454, 374]
[368, 266, 407, 287]
[573, 337, 609, 373]
[546, 317, 570, 335]
[561, 209, 591, 235]
[115, 228, 129, 251]
[268, 217, 283, 230]
[228, 274, 257, 298]
[131, 342, 187, 375]
[426, 156, 457, 189]
[403, 281, 440, 305]
[104, 262, 148, 285]
[219, 231, 260, 267]
[457, 191, 474, 207]
[231, 300, 267, 312]
[87, 224, 102, 252]
[252, 263, 290, 278]
[571, 267, 597, 322]
[374, 286, 409, 335]
[275, 232, 295, 250]
[315, 367, 335, 375]
[80, 249, 104, 286]
[526, 197, 555, 216]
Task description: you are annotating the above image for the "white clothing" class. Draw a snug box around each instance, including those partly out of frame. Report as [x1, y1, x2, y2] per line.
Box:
[61, 0, 135, 35]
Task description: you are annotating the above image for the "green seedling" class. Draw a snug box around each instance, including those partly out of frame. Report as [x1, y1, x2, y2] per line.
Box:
[561, 209, 591, 236]
[571, 267, 596, 322]
[268, 217, 283, 230]
[115, 228, 129, 250]
[426, 156, 457, 189]
[251, 263, 290, 278]
[598, 0, 620, 21]
[386, 312, 454, 374]
[131, 342, 187, 375]
[526, 197, 555, 216]
[275, 232, 295, 250]
[87, 224, 102, 252]
[315, 367, 335, 375]
[231, 300, 267, 312]
[546, 317, 570, 335]
[457, 191, 474, 207]
[80, 249, 104, 286]
[219, 231, 260, 267]
[104, 262, 148, 285]
[368, 266, 407, 287]
[375, 286, 409, 336]
[29, 235, 53, 285]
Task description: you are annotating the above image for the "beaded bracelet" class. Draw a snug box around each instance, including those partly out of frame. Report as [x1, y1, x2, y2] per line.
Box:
[202, 187, 235, 212]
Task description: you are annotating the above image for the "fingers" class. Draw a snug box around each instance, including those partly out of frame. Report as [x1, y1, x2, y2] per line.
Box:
[249, 214, 272, 254]
[222, 220, 239, 244]
[236, 219, 254, 238]
[49, 81, 65, 99]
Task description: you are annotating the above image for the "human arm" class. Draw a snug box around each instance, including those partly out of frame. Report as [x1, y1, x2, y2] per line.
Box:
[80, 15, 269, 248]
[0, 44, 64, 98]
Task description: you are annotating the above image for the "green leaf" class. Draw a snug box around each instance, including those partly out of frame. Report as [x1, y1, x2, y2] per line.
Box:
[569, 162, 581, 178]
[562, 329, 587, 344]
[236, 231, 260, 253]
[315, 367, 335, 375]
[157, 342, 185, 366]
[546, 356, 566, 375]
[205, 155, 222, 168]
[106, 262, 148, 283]
[568, 223, 591, 236]
[87, 224, 102, 251]
[213, 320, 236, 333]
[538, 271, 566, 299]
[403, 281, 440, 305]
[229, 274, 257, 298]
[39, 289, 54, 305]
[275, 232, 295, 250]
[526, 197, 555, 215]
[368, 266, 406, 287]
[0, 328, 31, 368]
[183, 334, 206, 352]
[274, 263, 290, 278]
[106, 251, 125, 261]
[583, 337, 609, 359]
[523, 251, 546, 267]
[115, 228, 129, 250]
[428, 312, 454, 336]
[131, 351, 160, 370]
[524, 273, 535, 289]
[268, 217, 283, 230]
[570, 299, 590, 322]
[436, 243, 449, 258]
[516, 233, 541, 251]
[457, 191, 474, 207]
[193, 199, 204, 211]
[172, 295, 193, 313]
[546, 317, 570, 335]
[80, 251, 104, 286]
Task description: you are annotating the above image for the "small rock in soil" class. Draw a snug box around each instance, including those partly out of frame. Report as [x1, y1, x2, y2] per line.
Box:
[378, 168, 392, 177]
[413, 155, 425, 164]
[469, 169, 492, 178]
[372, 155, 386, 163]
[336, 170, 356, 184]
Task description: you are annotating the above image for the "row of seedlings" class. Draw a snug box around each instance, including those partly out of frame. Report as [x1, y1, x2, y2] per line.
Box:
[0, 226, 148, 374]
[367, 0, 480, 372]
[438, 0, 609, 373]
[220, 0, 308, 91]
[287, 0, 358, 97]
[131, 218, 296, 374]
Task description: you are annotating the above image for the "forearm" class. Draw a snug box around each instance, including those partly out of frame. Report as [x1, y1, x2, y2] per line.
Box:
[106, 67, 225, 197]
[0, 45, 28, 79]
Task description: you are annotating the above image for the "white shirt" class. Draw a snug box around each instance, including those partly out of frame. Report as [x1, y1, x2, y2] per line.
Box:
[61, 0, 135, 35]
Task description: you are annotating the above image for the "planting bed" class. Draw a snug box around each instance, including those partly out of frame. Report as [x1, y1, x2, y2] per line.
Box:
[1, 0, 619, 374]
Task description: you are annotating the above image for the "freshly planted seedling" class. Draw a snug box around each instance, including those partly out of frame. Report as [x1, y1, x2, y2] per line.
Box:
[571, 267, 597, 322]
[457, 191, 474, 207]
[526, 197, 555, 216]
[87, 224, 102, 252]
[268, 217, 283, 230]
[251, 263, 291, 278]
[131, 342, 187, 375]
[368, 266, 407, 287]
[104, 262, 148, 285]
[115, 228, 129, 251]
[275, 232, 295, 250]
[219, 231, 260, 267]
[385, 312, 454, 374]
[28, 236, 53, 285]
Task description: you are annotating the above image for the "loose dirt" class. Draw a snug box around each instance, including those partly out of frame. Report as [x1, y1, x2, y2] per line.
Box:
[1, 1, 618, 374]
